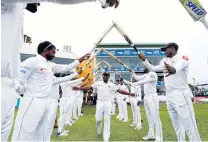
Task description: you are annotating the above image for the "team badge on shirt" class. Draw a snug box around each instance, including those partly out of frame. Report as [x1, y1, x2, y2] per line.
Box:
[183, 56, 188, 61]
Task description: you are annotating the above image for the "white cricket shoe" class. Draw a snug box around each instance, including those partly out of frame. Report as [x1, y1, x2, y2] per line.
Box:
[78, 113, 83, 117]
[66, 122, 72, 126]
[123, 119, 128, 122]
[135, 126, 142, 130]
[57, 132, 68, 136]
[129, 124, 137, 127]
[142, 135, 156, 141]
[63, 130, 69, 133]
[119, 118, 123, 121]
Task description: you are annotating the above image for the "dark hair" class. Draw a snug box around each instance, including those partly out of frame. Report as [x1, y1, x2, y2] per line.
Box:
[120, 78, 123, 81]
[103, 72, 110, 76]
[166, 43, 178, 51]
[37, 41, 56, 54]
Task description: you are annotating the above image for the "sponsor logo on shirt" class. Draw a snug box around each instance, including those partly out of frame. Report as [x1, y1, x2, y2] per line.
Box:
[20, 69, 26, 73]
[40, 68, 48, 71]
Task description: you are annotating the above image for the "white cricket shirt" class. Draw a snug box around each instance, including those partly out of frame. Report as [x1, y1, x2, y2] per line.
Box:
[143, 54, 190, 93]
[132, 72, 158, 95]
[20, 55, 80, 98]
[91, 81, 118, 102]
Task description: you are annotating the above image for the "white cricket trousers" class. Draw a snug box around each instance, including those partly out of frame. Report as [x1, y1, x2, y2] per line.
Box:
[144, 94, 163, 142]
[73, 96, 79, 119]
[111, 99, 116, 114]
[77, 96, 83, 116]
[66, 96, 75, 123]
[166, 89, 201, 142]
[116, 95, 122, 118]
[12, 96, 54, 141]
[58, 97, 70, 133]
[129, 97, 142, 127]
[121, 96, 128, 120]
[1, 77, 18, 141]
[96, 100, 112, 141]
[44, 98, 59, 141]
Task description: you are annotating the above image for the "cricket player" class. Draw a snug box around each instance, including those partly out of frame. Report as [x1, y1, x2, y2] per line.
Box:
[139, 42, 201, 141]
[63, 81, 77, 126]
[1, 1, 119, 140]
[116, 79, 123, 120]
[44, 72, 80, 140]
[73, 90, 80, 121]
[118, 78, 129, 122]
[109, 79, 116, 115]
[73, 72, 135, 142]
[58, 77, 84, 136]
[77, 90, 84, 117]
[124, 79, 142, 130]
[129, 68, 163, 142]
[11, 41, 90, 141]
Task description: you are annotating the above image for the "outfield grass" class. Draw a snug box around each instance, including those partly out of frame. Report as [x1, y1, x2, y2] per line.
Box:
[11, 104, 208, 141]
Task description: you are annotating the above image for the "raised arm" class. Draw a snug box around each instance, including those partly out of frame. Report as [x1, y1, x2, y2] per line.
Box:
[7, 0, 97, 4]
[132, 73, 157, 86]
[117, 89, 134, 96]
[52, 72, 79, 86]
[52, 54, 90, 74]
[69, 80, 84, 87]
[132, 72, 146, 81]
[73, 86, 92, 91]
[4, 0, 119, 8]
[143, 59, 164, 72]
[138, 53, 164, 72]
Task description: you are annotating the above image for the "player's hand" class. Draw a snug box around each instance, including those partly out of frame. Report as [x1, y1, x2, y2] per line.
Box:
[138, 53, 146, 61]
[109, 0, 120, 8]
[164, 62, 176, 77]
[130, 93, 135, 97]
[128, 69, 134, 73]
[101, 0, 119, 9]
[137, 100, 141, 106]
[78, 53, 91, 63]
[72, 86, 80, 90]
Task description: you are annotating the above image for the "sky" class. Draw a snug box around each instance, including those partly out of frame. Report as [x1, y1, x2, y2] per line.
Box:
[23, 0, 208, 84]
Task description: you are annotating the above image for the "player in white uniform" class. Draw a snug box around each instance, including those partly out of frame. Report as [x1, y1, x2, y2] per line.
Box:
[44, 73, 80, 140]
[1, 1, 119, 140]
[73, 90, 80, 120]
[115, 80, 123, 119]
[77, 91, 84, 117]
[129, 68, 163, 142]
[124, 79, 142, 130]
[139, 42, 201, 141]
[109, 79, 116, 115]
[73, 72, 135, 142]
[11, 41, 90, 141]
[118, 78, 129, 122]
[58, 77, 84, 136]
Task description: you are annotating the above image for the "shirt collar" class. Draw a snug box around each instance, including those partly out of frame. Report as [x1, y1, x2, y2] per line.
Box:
[37, 54, 47, 63]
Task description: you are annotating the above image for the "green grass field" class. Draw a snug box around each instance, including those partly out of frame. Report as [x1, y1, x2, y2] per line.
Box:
[11, 104, 208, 141]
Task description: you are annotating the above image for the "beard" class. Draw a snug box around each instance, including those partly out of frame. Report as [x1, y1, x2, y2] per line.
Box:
[46, 54, 54, 61]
